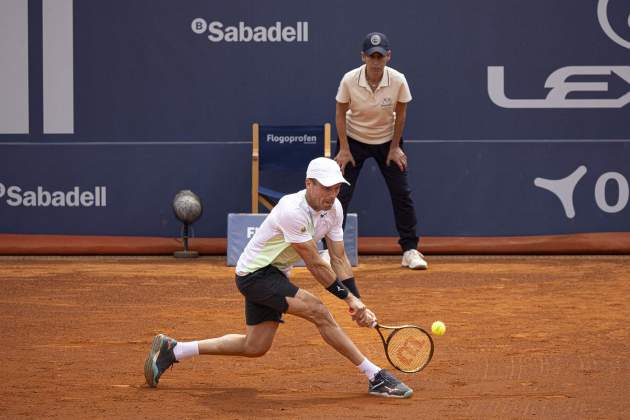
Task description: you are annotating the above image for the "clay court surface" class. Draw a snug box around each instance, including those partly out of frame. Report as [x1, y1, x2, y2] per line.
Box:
[1, 255, 629, 419]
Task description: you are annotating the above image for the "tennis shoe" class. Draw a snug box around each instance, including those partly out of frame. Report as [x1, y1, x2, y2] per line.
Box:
[401, 249, 428, 270]
[144, 333, 178, 387]
[368, 369, 413, 398]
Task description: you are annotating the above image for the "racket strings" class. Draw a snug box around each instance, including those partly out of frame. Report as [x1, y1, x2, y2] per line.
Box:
[387, 328, 432, 372]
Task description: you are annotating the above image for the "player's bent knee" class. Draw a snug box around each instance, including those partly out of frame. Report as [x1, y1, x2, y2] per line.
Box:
[299, 289, 323, 306]
[289, 290, 336, 327]
[310, 302, 336, 327]
[243, 342, 271, 358]
[242, 329, 275, 358]
[244, 347, 268, 358]
[302, 294, 335, 326]
[299, 293, 329, 323]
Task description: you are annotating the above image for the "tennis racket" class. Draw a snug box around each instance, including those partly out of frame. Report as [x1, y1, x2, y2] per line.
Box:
[372, 322, 434, 373]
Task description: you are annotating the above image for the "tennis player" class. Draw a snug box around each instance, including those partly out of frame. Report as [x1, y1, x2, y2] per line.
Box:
[144, 157, 412, 398]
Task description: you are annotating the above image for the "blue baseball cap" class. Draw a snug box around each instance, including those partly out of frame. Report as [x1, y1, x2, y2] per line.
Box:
[362, 32, 390, 55]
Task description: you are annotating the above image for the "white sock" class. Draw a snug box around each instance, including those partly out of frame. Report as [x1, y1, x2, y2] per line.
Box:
[173, 341, 199, 361]
[357, 358, 381, 381]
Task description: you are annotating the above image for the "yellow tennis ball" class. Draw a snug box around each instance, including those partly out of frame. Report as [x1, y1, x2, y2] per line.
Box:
[431, 321, 446, 336]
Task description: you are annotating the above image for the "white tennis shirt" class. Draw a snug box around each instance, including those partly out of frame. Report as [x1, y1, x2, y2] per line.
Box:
[336, 64, 412, 145]
[236, 189, 344, 275]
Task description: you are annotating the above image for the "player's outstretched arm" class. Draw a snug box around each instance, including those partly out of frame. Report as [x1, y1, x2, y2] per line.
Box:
[291, 239, 337, 287]
[291, 240, 373, 327]
[326, 238, 360, 296]
[326, 238, 376, 326]
[326, 238, 352, 278]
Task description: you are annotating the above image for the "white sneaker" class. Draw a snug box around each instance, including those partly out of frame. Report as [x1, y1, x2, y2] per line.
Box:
[401, 249, 428, 270]
[319, 249, 331, 265]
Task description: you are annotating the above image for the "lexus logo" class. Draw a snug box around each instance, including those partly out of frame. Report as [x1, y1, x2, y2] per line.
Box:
[488, 0, 630, 109]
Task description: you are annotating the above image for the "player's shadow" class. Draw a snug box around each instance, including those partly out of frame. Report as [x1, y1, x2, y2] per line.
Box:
[169, 386, 375, 412]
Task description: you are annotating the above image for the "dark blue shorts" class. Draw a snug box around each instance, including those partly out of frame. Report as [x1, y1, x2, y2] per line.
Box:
[235, 265, 299, 325]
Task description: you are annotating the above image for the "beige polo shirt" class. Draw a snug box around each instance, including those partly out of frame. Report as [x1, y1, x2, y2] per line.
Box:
[336, 64, 412, 145]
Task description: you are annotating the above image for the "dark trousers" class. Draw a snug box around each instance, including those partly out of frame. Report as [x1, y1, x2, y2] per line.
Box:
[336, 136, 419, 252]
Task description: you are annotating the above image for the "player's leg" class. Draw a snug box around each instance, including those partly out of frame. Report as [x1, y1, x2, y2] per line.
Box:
[144, 318, 279, 388]
[286, 289, 413, 397]
[286, 288, 364, 365]
[173, 265, 296, 359]
[144, 266, 292, 387]
[144, 322, 279, 387]
[196, 321, 278, 357]
[193, 265, 296, 358]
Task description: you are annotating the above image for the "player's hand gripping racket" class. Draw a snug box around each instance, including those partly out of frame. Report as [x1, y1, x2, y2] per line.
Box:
[372, 322, 434, 373]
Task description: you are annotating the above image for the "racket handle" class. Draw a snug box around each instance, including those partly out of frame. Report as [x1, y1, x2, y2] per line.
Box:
[371, 321, 377, 328]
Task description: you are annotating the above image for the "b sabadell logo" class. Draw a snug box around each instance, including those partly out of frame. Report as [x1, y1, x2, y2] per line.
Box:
[191, 18, 309, 43]
[0, 183, 107, 207]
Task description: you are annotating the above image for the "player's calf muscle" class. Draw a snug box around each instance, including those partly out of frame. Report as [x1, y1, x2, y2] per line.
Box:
[198, 334, 246, 355]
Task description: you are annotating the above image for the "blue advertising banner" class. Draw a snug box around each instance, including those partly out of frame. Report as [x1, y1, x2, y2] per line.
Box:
[0, 0, 628, 240]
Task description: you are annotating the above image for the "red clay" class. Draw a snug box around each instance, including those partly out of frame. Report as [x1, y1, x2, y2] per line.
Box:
[1, 255, 629, 419]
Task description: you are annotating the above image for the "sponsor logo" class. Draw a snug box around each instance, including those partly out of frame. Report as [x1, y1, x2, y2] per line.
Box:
[597, 0, 630, 49]
[488, 1, 630, 108]
[534, 166, 628, 218]
[488, 66, 630, 109]
[488, 66, 630, 108]
[266, 134, 317, 145]
[191, 18, 308, 43]
[370, 34, 381, 45]
[0, 183, 107, 207]
[246, 226, 259, 239]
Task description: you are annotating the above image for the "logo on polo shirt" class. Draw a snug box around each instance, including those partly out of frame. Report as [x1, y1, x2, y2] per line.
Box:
[191, 18, 309, 43]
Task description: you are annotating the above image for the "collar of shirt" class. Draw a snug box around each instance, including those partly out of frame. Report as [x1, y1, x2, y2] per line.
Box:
[306, 204, 329, 220]
[358, 65, 391, 91]
[298, 190, 330, 223]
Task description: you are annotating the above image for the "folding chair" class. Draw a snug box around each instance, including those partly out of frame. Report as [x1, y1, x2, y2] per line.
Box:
[252, 123, 331, 213]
